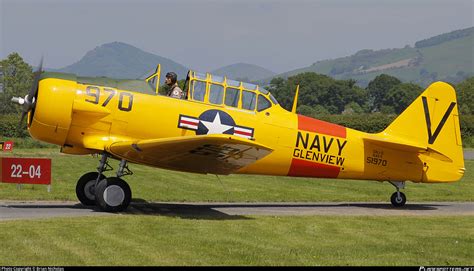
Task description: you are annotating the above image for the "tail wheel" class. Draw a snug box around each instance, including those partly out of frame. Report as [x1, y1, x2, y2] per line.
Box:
[76, 172, 105, 206]
[95, 177, 132, 212]
[390, 192, 406, 207]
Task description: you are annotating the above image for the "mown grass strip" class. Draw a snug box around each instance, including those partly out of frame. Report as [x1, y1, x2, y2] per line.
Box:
[0, 215, 471, 266]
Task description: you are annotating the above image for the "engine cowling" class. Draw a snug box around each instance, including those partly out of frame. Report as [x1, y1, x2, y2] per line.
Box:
[28, 74, 77, 146]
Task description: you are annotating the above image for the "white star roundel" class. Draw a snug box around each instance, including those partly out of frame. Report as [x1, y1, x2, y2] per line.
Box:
[196, 110, 235, 135]
[178, 109, 255, 139]
[199, 112, 233, 135]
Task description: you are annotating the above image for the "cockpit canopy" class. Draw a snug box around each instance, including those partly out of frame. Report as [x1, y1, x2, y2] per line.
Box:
[145, 65, 279, 112]
[184, 70, 279, 112]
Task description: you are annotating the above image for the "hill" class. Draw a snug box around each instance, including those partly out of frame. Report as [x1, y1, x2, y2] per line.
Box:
[211, 63, 276, 82]
[58, 42, 188, 80]
[260, 27, 474, 87]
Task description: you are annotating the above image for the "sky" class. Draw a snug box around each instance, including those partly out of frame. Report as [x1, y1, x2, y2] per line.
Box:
[1, 0, 473, 73]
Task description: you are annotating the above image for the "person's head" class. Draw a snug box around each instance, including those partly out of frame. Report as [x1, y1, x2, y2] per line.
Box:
[165, 72, 178, 86]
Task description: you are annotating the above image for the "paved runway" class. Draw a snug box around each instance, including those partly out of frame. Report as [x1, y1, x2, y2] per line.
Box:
[0, 201, 473, 221]
[464, 150, 474, 160]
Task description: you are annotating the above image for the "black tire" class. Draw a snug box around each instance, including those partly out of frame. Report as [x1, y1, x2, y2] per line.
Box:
[76, 172, 105, 206]
[390, 192, 407, 207]
[95, 177, 132, 212]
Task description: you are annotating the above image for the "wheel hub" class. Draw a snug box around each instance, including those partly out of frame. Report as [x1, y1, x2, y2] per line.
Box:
[103, 185, 125, 207]
[84, 181, 96, 200]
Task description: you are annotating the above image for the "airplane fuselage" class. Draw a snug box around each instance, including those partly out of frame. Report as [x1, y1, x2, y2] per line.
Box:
[28, 75, 464, 186]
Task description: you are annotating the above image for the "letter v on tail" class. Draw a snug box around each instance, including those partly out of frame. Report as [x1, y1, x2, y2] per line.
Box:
[421, 96, 456, 145]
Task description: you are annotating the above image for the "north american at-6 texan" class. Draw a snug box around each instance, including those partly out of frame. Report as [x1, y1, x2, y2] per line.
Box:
[12, 62, 465, 212]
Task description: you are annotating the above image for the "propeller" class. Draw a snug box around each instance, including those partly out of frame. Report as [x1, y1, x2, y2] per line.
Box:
[11, 57, 43, 131]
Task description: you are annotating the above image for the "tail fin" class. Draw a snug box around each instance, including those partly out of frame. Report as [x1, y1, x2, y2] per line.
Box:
[381, 81, 464, 182]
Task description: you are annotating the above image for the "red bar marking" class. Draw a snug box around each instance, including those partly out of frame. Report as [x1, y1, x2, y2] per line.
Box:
[298, 115, 346, 138]
[180, 120, 199, 126]
[287, 158, 341, 178]
[234, 130, 252, 136]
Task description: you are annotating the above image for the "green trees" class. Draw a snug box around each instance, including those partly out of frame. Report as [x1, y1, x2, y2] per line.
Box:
[358, 74, 423, 114]
[456, 76, 474, 114]
[383, 83, 423, 114]
[415, 27, 474, 48]
[0, 53, 33, 114]
[269, 72, 427, 115]
[269, 72, 367, 114]
[366, 74, 401, 112]
[269, 72, 474, 118]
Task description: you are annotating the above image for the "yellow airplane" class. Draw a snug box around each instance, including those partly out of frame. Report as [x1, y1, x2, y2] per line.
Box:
[12, 63, 465, 212]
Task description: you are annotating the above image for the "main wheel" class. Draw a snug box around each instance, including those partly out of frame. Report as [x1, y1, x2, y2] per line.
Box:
[390, 192, 406, 207]
[95, 177, 132, 212]
[76, 172, 105, 206]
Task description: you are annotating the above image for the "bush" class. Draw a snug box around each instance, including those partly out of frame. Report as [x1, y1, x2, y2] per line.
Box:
[460, 115, 474, 139]
[0, 114, 28, 137]
[0, 114, 55, 148]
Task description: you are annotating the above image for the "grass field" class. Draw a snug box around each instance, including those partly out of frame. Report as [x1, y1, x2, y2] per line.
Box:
[0, 148, 472, 203]
[0, 215, 472, 266]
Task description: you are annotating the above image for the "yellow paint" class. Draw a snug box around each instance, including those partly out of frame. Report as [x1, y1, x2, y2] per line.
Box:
[291, 84, 299, 113]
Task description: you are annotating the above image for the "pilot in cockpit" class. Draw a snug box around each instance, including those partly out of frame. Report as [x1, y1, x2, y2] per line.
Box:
[165, 72, 184, 99]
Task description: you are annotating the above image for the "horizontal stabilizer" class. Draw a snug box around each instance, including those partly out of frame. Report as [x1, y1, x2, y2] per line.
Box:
[363, 134, 426, 152]
[363, 134, 452, 162]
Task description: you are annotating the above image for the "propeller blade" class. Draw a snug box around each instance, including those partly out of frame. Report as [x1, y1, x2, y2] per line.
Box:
[27, 56, 43, 104]
[17, 112, 27, 133]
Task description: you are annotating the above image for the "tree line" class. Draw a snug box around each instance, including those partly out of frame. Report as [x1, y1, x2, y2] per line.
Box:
[414, 27, 473, 48]
[269, 72, 473, 116]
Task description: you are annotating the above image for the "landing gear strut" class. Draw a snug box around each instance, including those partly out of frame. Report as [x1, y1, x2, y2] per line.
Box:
[95, 158, 132, 212]
[389, 181, 406, 207]
[75, 153, 112, 206]
[75, 153, 133, 212]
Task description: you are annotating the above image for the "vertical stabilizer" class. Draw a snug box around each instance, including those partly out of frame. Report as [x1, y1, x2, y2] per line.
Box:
[381, 82, 464, 182]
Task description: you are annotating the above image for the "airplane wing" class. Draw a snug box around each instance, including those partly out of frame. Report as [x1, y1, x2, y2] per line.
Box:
[106, 134, 273, 175]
